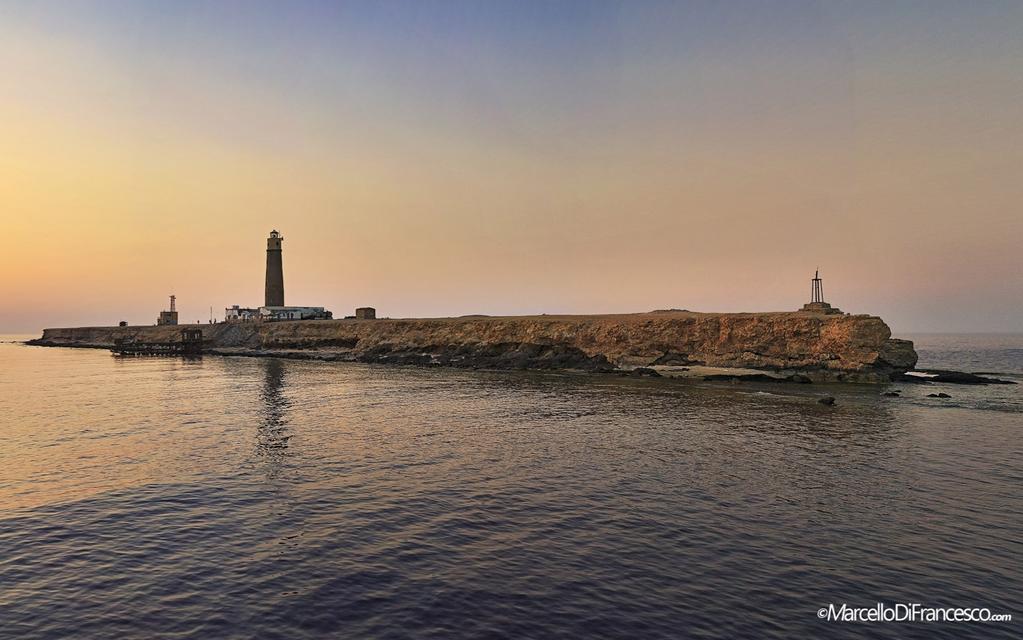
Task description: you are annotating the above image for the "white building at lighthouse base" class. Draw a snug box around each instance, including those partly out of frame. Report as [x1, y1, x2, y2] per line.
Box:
[225, 305, 332, 322]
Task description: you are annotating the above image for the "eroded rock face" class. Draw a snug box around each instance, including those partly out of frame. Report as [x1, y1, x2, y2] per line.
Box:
[31, 311, 917, 382]
[877, 338, 919, 371]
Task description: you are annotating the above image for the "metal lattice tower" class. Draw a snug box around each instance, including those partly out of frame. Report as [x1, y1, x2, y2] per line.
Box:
[810, 270, 823, 303]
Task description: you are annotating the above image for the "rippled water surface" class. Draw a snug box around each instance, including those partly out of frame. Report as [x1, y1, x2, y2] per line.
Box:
[908, 332, 1023, 375]
[1, 337, 1020, 639]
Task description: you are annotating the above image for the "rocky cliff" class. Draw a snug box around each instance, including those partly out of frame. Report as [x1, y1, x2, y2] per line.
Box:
[31, 311, 917, 382]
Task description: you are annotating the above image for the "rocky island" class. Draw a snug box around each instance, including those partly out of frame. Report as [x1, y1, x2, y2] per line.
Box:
[28, 235, 920, 382]
[30, 310, 918, 383]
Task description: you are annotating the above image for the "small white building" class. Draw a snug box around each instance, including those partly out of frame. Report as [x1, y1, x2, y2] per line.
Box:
[225, 305, 332, 322]
[225, 305, 260, 322]
[259, 306, 332, 321]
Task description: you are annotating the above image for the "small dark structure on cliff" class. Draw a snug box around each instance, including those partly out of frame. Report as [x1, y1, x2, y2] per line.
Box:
[801, 270, 843, 314]
[355, 307, 376, 320]
[112, 327, 205, 357]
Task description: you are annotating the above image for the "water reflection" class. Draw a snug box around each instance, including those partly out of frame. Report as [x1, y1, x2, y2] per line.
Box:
[255, 358, 291, 478]
[4, 343, 1022, 640]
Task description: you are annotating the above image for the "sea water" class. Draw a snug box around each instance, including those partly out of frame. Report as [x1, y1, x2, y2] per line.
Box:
[0, 335, 1019, 639]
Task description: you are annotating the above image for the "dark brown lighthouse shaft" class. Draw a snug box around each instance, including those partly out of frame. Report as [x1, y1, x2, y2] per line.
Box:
[265, 230, 284, 307]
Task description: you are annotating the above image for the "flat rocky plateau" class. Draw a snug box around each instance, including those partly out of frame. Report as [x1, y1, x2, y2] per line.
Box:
[31, 311, 918, 383]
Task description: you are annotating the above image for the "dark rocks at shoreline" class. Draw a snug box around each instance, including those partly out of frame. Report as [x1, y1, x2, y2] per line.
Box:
[209, 343, 617, 372]
[210, 349, 350, 362]
[703, 373, 813, 384]
[882, 391, 901, 397]
[357, 342, 616, 372]
[927, 392, 952, 398]
[924, 370, 1016, 385]
[624, 367, 662, 378]
[651, 352, 700, 366]
[894, 370, 1017, 385]
[26, 339, 109, 350]
[818, 396, 836, 405]
[703, 374, 779, 383]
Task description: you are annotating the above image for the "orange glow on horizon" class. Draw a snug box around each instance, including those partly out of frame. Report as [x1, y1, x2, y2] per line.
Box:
[2, 3, 1021, 333]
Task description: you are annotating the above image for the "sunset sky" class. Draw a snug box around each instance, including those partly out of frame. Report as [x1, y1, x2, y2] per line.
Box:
[2, 1, 1021, 333]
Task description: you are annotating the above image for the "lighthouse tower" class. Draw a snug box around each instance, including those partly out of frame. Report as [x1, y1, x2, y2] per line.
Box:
[226, 230, 332, 322]
[265, 230, 285, 307]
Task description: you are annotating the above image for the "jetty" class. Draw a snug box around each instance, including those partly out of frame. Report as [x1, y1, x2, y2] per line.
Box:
[111, 328, 205, 357]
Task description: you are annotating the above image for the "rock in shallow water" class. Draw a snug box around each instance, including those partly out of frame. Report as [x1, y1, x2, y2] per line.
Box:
[628, 367, 662, 378]
[923, 370, 1015, 385]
